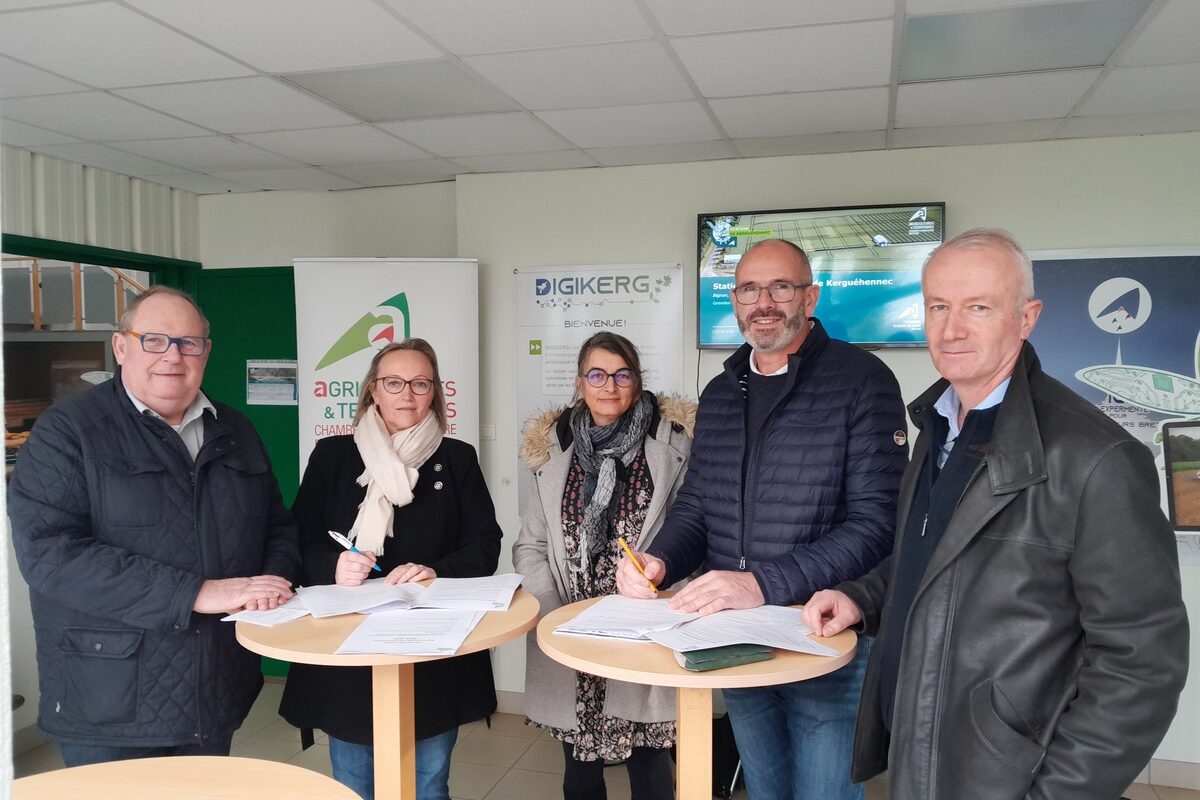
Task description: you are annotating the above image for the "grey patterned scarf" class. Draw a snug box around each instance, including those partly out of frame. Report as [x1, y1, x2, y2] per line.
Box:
[567, 391, 655, 594]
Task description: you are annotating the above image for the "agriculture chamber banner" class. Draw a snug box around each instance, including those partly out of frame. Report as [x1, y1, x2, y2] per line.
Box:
[294, 258, 479, 471]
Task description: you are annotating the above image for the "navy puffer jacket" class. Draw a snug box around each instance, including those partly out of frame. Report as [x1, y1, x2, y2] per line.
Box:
[8, 377, 299, 747]
[649, 319, 907, 605]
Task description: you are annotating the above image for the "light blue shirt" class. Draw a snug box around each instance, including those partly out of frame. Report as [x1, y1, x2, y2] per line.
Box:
[932, 378, 1010, 468]
[125, 388, 216, 461]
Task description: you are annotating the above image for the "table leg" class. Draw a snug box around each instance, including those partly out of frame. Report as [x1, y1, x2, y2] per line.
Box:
[675, 687, 713, 800]
[372, 663, 416, 799]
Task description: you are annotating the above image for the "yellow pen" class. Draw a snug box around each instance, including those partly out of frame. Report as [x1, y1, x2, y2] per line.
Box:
[616, 536, 658, 594]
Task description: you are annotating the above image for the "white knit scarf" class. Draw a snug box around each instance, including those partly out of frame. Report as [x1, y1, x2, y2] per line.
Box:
[348, 406, 442, 555]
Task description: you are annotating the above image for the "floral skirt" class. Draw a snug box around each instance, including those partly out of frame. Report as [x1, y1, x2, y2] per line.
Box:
[527, 671, 675, 761]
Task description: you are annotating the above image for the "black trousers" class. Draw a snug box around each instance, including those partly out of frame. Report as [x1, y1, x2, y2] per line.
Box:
[561, 742, 674, 800]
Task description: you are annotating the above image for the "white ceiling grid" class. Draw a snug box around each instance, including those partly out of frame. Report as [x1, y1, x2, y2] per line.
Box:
[0, 0, 1193, 193]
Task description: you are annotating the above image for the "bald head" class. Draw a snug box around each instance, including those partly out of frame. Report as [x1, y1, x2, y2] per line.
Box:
[737, 239, 813, 285]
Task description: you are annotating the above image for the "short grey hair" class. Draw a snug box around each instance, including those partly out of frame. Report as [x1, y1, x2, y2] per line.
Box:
[119, 285, 211, 337]
[924, 228, 1035, 303]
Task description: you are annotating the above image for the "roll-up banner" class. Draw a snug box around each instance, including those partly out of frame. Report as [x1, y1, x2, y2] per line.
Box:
[294, 258, 479, 472]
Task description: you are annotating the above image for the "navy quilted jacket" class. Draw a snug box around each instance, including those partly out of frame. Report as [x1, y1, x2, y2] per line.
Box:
[648, 319, 908, 605]
[8, 377, 299, 747]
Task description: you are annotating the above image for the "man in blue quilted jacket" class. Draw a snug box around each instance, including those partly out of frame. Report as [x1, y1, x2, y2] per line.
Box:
[9, 286, 299, 767]
[618, 239, 907, 799]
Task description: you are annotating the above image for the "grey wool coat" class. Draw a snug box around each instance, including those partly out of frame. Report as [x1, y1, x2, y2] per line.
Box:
[513, 393, 695, 730]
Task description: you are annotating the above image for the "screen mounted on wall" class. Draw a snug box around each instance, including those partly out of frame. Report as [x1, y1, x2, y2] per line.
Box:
[697, 202, 945, 348]
[1163, 420, 1200, 532]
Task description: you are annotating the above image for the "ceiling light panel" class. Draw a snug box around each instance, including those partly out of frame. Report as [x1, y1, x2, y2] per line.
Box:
[284, 62, 517, 122]
[1078, 63, 1200, 115]
[126, 0, 440, 73]
[644, 0, 893, 36]
[1117, 0, 1200, 67]
[238, 126, 430, 165]
[1, 92, 209, 141]
[709, 87, 889, 139]
[109, 137, 300, 172]
[464, 41, 694, 110]
[0, 55, 86, 98]
[672, 20, 893, 97]
[536, 101, 721, 149]
[381, 112, 569, 157]
[894, 69, 1101, 127]
[381, 0, 654, 55]
[114, 77, 358, 134]
[901, 0, 1151, 82]
[0, 3, 252, 87]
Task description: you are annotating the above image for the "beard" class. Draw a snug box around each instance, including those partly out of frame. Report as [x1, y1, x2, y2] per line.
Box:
[737, 307, 806, 352]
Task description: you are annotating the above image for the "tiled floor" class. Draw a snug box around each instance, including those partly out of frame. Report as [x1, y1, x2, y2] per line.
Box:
[13, 680, 1200, 800]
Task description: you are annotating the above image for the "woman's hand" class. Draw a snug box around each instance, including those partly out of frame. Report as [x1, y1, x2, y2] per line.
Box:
[335, 550, 378, 587]
[385, 563, 437, 584]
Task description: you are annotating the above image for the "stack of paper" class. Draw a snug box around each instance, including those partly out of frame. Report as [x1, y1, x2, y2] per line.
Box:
[335, 609, 485, 656]
[553, 596, 699, 640]
[222, 596, 310, 627]
[645, 605, 838, 657]
[296, 581, 428, 617]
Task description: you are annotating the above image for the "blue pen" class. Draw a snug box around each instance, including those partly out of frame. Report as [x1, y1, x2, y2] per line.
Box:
[328, 530, 382, 572]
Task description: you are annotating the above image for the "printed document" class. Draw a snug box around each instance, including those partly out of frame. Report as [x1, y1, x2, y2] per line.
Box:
[646, 605, 838, 657]
[336, 608, 484, 656]
[222, 596, 310, 626]
[420, 574, 524, 611]
[554, 596, 699, 640]
[296, 582, 427, 618]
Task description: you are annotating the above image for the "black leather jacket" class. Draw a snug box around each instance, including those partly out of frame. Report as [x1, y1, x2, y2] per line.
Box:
[842, 344, 1188, 800]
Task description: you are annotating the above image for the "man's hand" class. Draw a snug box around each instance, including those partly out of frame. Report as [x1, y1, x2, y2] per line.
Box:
[385, 563, 436, 585]
[615, 551, 665, 598]
[801, 590, 863, 637]
[335, 550, 378, 587]
[667, 570, 763, 616]
[193, 575, 292, 614]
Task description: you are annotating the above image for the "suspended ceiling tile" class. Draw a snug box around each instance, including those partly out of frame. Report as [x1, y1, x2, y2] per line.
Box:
[324, 159, 465, 187]
[451, 150, 596, 172]
[126, 0, 440, 72]
[0, 0, 82, 8]
[891, 119, 1060, 148]
[894, 70, 1101, 128]
[114, 77, 358, 134]
[381, 0, 654, 55]
[901, 0, 1150, 81]
[30, 142, 183, 177]
[209, 167, 360, 191]
[644, 0, 893, 35]
[464, 41, 693, 110]
[586, 140, 736, 167]
[380, 112, 569, 157]
[536, 101, 721, 149]
[110, 137, 301, 172]
[0, 55, 87, 98]
[0, 3, 252, 88]
[0, 92, 209, 141]
[1117, 0, 1200, 67]
[284, 62, 517, 122]
[1059, 110, 1200, 138]
[709, 87, 889, 139]
[143, 173, 257, 194]
[238, 126, 430, 165]
[908, 0, 1105, 14]
[0, 119, 80, 147]
[730, 130, 886, 158]
[1077, 63, 1200, 115]
[673, 20, 893, 97]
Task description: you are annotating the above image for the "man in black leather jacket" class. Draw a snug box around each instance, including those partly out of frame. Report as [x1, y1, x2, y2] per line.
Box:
[804, 228, 1188, 800]
[9, 287, 298, 766]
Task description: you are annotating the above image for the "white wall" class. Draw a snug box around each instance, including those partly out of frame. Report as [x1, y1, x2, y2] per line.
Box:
[198, 132, 1200, 765]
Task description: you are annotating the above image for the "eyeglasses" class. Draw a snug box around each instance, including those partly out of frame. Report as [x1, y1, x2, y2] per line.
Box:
[375, 376, 434, 395]
[582, 368, 637, 388]
[125, 330, 209, 356]
[732, 282, 812, 305]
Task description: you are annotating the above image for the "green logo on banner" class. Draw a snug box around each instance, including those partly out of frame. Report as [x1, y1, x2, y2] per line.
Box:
[316, 292, 411, 370]
[529, 340, 542, 355]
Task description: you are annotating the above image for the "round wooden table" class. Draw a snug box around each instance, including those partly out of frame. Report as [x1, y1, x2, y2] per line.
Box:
[12, 755, 359, 799]
[237, 589, 540, 799]
[537, 597, 856, 800]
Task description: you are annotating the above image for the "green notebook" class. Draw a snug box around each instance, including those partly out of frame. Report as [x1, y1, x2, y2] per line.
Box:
[675, 643, 774, 672]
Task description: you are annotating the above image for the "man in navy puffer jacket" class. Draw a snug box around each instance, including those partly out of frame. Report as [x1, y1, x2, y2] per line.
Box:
[618, 239, 907, 799]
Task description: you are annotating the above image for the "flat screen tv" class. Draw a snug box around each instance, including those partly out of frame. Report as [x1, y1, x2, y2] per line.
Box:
[1163, 419, 1200, 531]
[697, 202, 945, 348]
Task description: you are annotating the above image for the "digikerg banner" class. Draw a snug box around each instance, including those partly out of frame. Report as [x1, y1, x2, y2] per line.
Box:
[294, 258, 479, 470]
[514, 262, 683, 484]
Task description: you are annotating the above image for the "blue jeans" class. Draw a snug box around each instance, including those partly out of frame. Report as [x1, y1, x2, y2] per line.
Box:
[58, 731, 234, 767]
[722, 637, 872, 800]
[328, 727, 458, 800]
